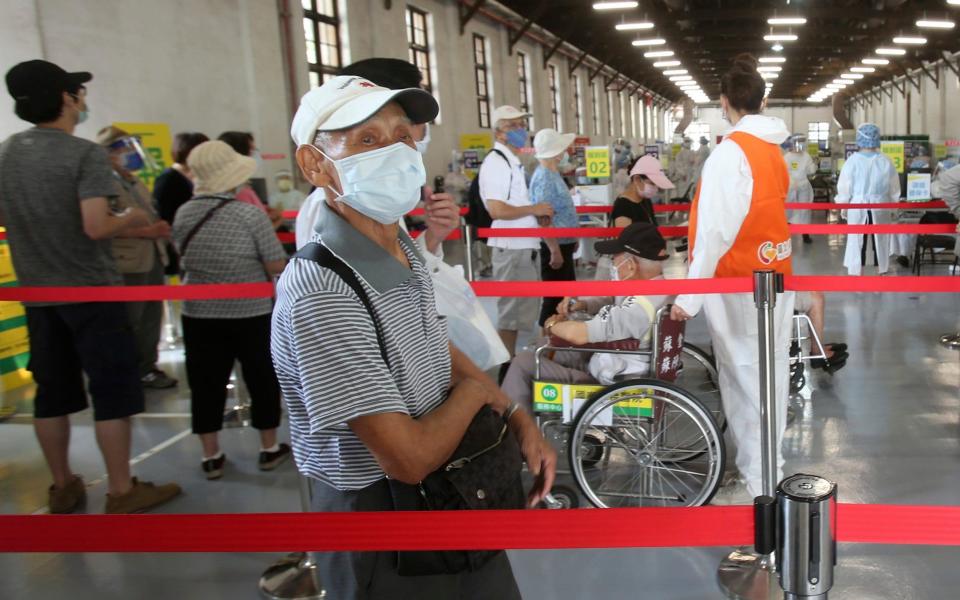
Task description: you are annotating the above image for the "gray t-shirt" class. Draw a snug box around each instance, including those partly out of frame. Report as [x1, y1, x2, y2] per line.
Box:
[0, 127, 121, 303]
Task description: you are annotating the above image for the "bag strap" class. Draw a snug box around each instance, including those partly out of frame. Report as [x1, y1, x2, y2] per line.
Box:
[294, 242, 390, 368]
[179, 195, 233, 258]
[488, 148, 513, 202]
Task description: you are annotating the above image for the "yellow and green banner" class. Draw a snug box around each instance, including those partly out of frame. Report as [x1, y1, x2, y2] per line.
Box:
[0, 240, 31, 394]
[881, 140, 905, 174]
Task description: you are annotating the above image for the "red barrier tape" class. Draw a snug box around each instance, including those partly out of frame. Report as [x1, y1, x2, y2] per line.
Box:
[0, 283, 275, 303]
[2, 503, 960, 553]
[0, 507, 754, 553]
[475, 223, 957, 239]
[274, 202, 946, 220]
[469, 276, 960, 297]
[410, 229, 463, 241]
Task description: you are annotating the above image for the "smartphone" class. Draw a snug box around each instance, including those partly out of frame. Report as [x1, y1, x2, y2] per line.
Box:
[433, 175, 445, 194]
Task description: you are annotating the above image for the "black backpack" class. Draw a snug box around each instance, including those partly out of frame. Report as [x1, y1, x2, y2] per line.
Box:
[465, 148, 512, 243]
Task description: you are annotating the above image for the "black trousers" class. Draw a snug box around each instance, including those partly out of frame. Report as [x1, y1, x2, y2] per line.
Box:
[182, 314, 282, 434]
[538, 242, 578, 326]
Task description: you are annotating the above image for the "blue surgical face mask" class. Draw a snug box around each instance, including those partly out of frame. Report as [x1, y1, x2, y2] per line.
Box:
[415, 124, 431, 155]
[318, 142, 426, 225]
[77, 110, 89, 124]
[505, 127, 528, 148]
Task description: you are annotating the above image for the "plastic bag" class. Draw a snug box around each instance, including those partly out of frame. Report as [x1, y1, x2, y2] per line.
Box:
[427, 257, 509, 371]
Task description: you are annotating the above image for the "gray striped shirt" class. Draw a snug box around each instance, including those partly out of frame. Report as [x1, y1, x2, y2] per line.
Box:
[271, 205, 451, 490]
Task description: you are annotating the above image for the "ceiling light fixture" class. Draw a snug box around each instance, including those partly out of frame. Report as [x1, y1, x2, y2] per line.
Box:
[767, 17, 807, 25]
[615, 22, 655, 31]
[663, 69, 688, 75]
[841, 73, 864, 80]
[632, 38, 666, 46]
[876, 47, 906, 55]
[669, 75, 693, 81]
[851, 66, 876, 73]
[644, 50, 675, 58]
[863, 58, 890, 65]
[761, 72, 779, 79]
[764, 33, 799, 41]
[758, 66, 782, 72]
[759, 56, 787, 63]
[592, 1, 639, 10]
[771, 44, 784, 51]
[916, 19, 955, 29]
[831, 79, 851, 85]
[893, 36, 927, 45]
[653, 60, 681, 67]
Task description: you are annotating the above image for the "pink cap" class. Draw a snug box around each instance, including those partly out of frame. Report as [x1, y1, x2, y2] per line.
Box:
[629, 154, 675, 190]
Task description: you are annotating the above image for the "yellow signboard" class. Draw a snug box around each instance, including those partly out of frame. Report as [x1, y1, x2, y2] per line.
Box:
[807, 142, 819, 158]
[0, 241, 32, 392]
[881, 140, 905, 174]
[459, 133, 493, 153]
[585, 146, 611, 178]
[934, 143, 948, 160]
[112, 122, 174, 191]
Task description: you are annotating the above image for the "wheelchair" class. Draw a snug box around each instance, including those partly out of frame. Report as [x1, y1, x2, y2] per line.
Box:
[789, 312, 829, 394]
[532, 304, 726, 509]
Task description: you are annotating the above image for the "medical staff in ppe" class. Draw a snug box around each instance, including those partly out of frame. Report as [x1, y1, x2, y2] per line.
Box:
[671, 137, 697, 200]
[783, 135, 817, 243]
[695, 136, 710, 179]
[835, 123, 900, 275]
[671, 54, 795, 502]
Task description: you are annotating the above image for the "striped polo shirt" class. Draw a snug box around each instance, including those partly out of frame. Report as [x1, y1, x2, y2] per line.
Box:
[271, 204, 451, 491]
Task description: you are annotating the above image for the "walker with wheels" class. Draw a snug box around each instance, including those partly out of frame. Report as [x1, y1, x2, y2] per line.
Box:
[532, 304, 726, 508]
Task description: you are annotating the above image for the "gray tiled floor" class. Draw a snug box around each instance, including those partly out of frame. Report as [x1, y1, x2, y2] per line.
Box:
[1, 224, 958, 599]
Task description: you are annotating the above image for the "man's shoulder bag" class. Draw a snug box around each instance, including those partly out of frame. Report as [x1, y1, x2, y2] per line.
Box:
[294, 242, 527, 576]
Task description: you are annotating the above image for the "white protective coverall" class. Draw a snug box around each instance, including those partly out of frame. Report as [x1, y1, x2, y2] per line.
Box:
[695, 144, 710, 181]
[835, 151, 901, 275]
[675, 115, 795, 498]
[784, 151, 817, 225]
[672, 145, 698, 199]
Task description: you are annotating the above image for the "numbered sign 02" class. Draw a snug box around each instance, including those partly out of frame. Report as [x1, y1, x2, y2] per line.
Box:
[585, 146, 611, 179]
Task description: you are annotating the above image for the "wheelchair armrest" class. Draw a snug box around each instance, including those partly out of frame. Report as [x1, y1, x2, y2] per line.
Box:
[547, 336, 643, 351]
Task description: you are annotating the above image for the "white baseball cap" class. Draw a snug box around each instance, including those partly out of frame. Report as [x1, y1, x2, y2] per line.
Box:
[490, 105, 531, 129]
[533, 128, 576, 159]
[290, 75, 439, 146]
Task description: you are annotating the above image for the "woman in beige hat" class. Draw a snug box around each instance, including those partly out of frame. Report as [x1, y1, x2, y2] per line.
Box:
[172, 140, 291, 480]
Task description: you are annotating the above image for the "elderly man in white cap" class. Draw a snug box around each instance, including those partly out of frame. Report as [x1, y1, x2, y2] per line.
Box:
[272, 77, 555, 599]
[480, 105, 554, 369]
[530, 127, 578, 328]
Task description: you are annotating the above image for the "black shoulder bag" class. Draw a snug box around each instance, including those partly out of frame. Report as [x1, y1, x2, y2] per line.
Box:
[294, 242, 526, 576]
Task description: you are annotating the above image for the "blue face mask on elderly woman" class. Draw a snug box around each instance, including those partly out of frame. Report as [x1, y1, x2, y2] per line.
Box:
[317, 141, 426, 225]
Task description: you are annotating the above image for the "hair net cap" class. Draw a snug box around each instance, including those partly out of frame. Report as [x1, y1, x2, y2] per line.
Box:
[856, 123, 881, 149]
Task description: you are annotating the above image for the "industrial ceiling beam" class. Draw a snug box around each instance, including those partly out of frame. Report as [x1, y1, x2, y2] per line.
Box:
[458, 0, 486, 35]
[568, 49, 589, 77]
[507, 0, 549, 55]
[542, 37, 565, 69]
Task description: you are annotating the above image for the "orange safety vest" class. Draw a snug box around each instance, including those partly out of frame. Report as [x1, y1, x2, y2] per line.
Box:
[688, 131, 793, 278]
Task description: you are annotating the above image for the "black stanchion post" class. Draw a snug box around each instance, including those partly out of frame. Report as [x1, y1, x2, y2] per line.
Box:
[259, 475, 325, 599]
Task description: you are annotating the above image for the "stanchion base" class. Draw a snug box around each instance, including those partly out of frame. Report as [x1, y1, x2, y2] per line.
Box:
[939, 333, 960, 350]
[717, 549, 780, 600]
[259, 552, 325, 600]
[223, 405, 251, 429]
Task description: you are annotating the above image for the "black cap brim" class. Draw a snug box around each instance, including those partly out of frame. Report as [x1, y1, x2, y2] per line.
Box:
[593, 239, 625, 256]
[67, 71, 93, 86]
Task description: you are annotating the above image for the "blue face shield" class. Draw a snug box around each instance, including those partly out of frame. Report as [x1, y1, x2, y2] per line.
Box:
[109, 137, 147, 171]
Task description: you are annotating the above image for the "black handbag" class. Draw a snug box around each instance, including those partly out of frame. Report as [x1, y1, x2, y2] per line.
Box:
[294, 242, 527, 576]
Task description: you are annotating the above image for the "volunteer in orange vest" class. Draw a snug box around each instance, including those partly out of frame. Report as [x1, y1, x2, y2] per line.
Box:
[670, 54, 796, 503]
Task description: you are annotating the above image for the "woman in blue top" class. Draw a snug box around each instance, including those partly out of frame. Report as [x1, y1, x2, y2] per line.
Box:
[530, 128, 579, 327]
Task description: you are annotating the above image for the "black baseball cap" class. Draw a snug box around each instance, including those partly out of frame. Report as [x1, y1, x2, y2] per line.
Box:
[594, 222, 668, 261]
[5, 60, 92, 100]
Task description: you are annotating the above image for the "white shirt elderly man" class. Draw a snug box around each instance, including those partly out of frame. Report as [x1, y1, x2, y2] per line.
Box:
[479, 105, 554, 361]
[273, 76, 556, 600]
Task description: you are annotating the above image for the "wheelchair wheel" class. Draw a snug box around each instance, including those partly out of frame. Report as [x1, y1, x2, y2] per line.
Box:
[568, 380, 725, 508]
[677, 343, 725, 432]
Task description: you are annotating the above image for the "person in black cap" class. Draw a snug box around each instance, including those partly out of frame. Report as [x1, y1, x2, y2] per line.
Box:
[500, 222, 672, 410]
[0, 60, 181, 514]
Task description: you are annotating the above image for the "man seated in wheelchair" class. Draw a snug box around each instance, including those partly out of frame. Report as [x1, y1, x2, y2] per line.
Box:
[501, 222, 670, 411]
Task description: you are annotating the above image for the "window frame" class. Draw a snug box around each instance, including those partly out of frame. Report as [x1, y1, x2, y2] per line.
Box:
[473, 33, 491, 129]
[548, 64, 562, 130]
[807, 121, 830, 143]
[302, 0, 343, 88]
[591, 81, 601, 135]
[405, 5, 433, 95]
[572, 73, 583, 134]
[606, 89, 615, 137]
[517, 52, 534, 130]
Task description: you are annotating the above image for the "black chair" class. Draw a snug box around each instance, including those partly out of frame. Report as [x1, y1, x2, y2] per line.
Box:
[912, 211, 959, 275]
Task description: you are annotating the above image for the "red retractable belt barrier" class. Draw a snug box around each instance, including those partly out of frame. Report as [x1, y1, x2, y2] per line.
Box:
[2, 503, 960, 553]
[475, 224, 958, 239]
[0, 283, 276, 303]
